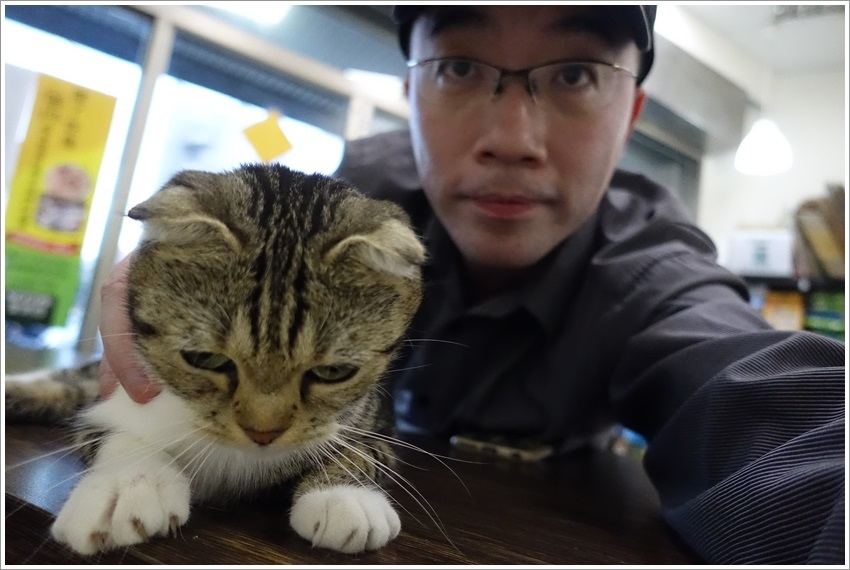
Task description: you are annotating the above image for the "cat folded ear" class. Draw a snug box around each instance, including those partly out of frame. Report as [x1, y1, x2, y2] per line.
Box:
[128, 182, 243, 252]
[325, 219, 425, 279]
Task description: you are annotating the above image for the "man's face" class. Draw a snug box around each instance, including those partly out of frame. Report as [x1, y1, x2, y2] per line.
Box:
[405, 6, 646, 274]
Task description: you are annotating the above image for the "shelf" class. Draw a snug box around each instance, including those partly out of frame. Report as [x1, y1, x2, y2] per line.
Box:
[740, 275, 845, 293]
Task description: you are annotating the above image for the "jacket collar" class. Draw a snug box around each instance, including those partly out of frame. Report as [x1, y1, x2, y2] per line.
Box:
[419, 206, 600, 337]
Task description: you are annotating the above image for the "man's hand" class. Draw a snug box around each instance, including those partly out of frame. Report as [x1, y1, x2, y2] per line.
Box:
[99, 254, 160, 403]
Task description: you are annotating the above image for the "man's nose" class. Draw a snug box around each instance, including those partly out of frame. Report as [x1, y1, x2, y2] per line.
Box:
[492, 71, 536, 99]
[475, 80, 548, 165]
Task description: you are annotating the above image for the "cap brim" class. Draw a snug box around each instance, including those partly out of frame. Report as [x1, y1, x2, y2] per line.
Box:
[394, 5, 654, 52]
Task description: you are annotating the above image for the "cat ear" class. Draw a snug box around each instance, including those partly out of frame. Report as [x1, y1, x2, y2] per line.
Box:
[128, 182, 243, 252]
[325, 218, 425, 279]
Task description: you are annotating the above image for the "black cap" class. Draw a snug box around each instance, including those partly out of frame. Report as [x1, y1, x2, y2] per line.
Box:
[393, 5, 657, 84]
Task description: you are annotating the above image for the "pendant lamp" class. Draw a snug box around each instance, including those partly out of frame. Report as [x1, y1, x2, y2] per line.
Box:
[734, 116, 794, 176]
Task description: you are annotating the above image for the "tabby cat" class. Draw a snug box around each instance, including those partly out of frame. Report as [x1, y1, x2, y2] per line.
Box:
[4, 163, 425, 555]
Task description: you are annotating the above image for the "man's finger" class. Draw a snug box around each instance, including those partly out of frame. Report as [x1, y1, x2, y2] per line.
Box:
[99, 358, 119, 398]
[99, 254, 161, 403]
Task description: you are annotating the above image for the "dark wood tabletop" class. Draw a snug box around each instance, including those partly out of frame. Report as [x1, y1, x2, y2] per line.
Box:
[4, 423, 698, 564]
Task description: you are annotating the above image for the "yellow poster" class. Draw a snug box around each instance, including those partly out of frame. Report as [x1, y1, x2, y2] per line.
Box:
[5, 73, 116, 255]
[5, 73, 115, 327]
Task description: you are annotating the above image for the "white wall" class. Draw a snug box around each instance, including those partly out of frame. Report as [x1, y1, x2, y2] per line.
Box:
[698, 70, 846, 264]
[655, 6, 847, 267]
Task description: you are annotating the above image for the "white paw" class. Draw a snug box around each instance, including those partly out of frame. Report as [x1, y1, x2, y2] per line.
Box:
[289, 485, 401, 553]
[51, 463, 190, 555]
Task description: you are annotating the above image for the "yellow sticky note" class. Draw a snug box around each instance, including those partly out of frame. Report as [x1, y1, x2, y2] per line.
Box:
[243, 110, 293, 162]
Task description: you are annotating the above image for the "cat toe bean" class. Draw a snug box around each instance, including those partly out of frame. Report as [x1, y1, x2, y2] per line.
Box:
[289, 485, 401, 553]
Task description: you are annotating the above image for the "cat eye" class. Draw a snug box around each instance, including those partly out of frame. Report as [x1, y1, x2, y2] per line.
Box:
[305, 364, 358, 383]
[181, 351, 236, 373]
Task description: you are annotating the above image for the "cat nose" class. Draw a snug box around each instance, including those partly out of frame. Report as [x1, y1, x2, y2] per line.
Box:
[242, 427, 284, 446]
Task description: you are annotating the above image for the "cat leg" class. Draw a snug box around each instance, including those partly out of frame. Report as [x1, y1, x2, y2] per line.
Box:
[290, 484, 401, 553]
[51, 433, 191, 555]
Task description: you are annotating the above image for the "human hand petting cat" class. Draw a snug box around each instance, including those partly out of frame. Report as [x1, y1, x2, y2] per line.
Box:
[99, 254, 161, 403]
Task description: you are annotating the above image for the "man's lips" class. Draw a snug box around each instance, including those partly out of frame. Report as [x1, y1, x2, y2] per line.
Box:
[469, 196, 537, 219]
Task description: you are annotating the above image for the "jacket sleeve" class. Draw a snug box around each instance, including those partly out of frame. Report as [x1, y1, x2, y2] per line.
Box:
[610, 284, 845, 564]
[597, 176, 845, 564]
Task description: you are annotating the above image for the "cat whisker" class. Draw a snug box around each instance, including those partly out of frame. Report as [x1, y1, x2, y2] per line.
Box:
[403, 337, 469, 348]
[326, 440, 430, 529]
[336, 433, 427, 473]
[183, 439, 218, 487]
[89, 332, 141, 341]
[384, 363, 435, 375]
[325, 441, 382, 489]
[315, 443, 370, 489]
[5, 421, 205, 520]
[157, 429, 215, 481]
[58, 419, 205, 487]
[331, 435, 459, 552]
[3, 469, 91, 523]
[118, 544, 131, 564]
[3, 433, 106, 472]
[4, 431, 119, 520]
[374, 383, 393, 400]
[329, 436, 430, 530]
[338, 425, 476, 494]
[12, 516, 55, 564]
[8, 423, 211, 525]
[143, 424, 217, 477]
[332, 435, 431, 509]
[318, 438, 436, 537]
[305, 446, 333, 487]
[340, 423, 481, 465]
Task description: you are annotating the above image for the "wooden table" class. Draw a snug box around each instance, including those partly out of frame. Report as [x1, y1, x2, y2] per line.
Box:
[4, 424, 698, 564]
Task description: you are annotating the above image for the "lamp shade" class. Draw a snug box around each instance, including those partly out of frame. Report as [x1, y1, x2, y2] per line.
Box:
[734, 117, 793, 176]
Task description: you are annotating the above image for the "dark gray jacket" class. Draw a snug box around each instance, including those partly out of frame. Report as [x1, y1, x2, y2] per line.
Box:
[335, 129, 845, 565]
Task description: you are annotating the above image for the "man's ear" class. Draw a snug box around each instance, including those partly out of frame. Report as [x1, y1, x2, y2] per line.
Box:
[128, 184, 243, 253]
[628, 87, 647, 134]
[324, 218, 425, 280]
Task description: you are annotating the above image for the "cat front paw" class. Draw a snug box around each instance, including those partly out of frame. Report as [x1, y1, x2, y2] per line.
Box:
[51, 463, 191, 555]
[289, 485, 401, 553]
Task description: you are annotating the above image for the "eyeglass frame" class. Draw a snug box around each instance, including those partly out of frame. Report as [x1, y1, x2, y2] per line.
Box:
[406, 56, 638, 113]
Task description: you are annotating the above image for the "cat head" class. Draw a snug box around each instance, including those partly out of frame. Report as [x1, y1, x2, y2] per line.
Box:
[125, 163, 425, 449]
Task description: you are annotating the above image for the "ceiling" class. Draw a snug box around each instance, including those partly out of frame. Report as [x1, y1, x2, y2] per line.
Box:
[679, 4, 846, 72]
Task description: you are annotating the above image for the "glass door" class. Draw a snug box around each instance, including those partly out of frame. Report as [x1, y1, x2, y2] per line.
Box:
[115, 29, 350, 262]
[4, 6, 149, 370]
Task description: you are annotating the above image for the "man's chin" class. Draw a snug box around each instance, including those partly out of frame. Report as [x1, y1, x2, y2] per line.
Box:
[461, 243, 550, 274]
[443, 218, 562, 271]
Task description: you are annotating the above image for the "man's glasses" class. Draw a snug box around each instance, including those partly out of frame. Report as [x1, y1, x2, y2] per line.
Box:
[407, 57, 637, 115]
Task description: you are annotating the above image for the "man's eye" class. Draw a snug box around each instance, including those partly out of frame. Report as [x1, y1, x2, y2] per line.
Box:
[437, 59, 477, 80]
[553, 63, 596, 89]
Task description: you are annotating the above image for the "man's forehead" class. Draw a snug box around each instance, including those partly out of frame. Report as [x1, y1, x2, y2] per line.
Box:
[419, 6, 635, 48]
